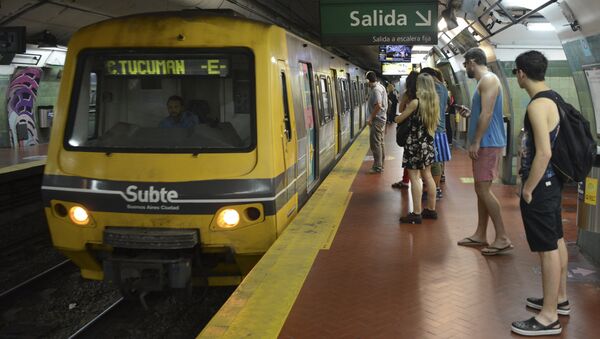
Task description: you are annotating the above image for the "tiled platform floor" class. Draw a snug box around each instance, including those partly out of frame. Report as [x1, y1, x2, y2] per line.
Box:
[280, 126, 600, 338]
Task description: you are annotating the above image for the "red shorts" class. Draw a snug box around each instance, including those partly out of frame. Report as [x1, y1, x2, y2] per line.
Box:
[472, 147, 502, 182]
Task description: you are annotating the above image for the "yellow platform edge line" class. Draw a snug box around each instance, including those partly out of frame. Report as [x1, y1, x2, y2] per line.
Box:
[0, 159, 46, 175]
[198, 130, 370, 338]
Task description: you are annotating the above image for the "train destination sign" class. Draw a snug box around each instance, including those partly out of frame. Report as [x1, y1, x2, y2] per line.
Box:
[320, 0, 438, 45]
[104, 58, 229, 76]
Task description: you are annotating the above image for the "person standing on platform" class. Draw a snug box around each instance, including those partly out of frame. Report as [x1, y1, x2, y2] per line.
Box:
[366, 71, 388, 174]
[391, 71, 419, 189]
[510, 50, 567, 337]
[395, 73, 438, 224]
[421, 67, 450, 199]
[387, 83, 399, 124]
[456, 47, 513, 254]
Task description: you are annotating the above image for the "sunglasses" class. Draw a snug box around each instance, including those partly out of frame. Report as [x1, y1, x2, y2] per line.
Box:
[512, 68, 519, 75]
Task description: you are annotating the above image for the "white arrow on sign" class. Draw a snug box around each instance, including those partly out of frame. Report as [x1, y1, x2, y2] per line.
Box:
[415, 10, 431, 27]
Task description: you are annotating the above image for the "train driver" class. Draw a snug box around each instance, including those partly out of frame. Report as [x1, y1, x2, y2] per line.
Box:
[159, 95, 199, 128]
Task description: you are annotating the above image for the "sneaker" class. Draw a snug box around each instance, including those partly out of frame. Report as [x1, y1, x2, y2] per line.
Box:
[422, 208, 438, 219]
[369, 167, 383, 174]
[526, 297, 571, 316]
[400, 212, 422, 224]
[511, 317, 561, 336]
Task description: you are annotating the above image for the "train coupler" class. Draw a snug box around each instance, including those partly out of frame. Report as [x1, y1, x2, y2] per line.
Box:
[103, 255, 192, 295]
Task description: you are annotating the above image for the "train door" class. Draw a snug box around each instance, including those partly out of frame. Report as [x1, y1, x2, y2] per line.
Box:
[329, 69, 341, 157]
[298, 62, 319, 192]
[278, 61, 296, 204]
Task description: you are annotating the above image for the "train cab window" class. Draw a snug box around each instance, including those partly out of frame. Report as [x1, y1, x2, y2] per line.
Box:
[280, 71, 292, 141]
[65, 48, 256, 153]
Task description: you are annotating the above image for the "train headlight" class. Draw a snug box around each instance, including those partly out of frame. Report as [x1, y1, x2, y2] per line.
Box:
[216, 209, 240, 229]
[69, 206, 90, 225]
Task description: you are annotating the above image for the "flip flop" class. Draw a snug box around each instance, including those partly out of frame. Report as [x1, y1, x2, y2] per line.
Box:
[481, 244, 514, 256]
[457, 237, 489, 247]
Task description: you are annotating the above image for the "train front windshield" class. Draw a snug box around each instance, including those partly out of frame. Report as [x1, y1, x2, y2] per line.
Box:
[65, 49, 255, 152]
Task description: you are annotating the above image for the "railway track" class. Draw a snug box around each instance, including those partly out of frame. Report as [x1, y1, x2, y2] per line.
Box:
[68, 297, 125, 339]
[65, 286, 235, 338]
[0, 259, 71, 298]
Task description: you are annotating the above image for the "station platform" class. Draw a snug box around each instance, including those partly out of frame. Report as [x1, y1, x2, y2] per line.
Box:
[0, 144, 47, 182]
[200, 126, 600, 338]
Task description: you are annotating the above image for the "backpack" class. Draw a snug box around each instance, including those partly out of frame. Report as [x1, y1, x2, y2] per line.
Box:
[531, 90, 596, 182]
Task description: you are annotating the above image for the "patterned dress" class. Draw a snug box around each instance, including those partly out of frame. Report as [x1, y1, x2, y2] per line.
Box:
[403, 102, 435, 170]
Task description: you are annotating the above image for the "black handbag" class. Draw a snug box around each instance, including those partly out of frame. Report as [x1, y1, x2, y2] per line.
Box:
[396, 100, 419, 147]
[396, 119, 410, 147]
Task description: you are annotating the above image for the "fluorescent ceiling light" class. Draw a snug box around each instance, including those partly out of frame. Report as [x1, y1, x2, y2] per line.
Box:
[527, 22, 555, 31]
[438, 18, 448, 31]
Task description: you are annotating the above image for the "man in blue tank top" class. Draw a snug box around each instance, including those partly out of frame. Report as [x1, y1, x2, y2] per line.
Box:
[510, 51, 566, 337]
[456, 48, 513, 255]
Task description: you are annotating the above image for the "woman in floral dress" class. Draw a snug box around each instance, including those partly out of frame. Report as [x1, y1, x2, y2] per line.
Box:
[394, 73, 439, 224]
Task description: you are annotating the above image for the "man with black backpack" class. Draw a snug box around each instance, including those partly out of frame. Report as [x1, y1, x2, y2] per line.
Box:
[511, 50, 570, 336]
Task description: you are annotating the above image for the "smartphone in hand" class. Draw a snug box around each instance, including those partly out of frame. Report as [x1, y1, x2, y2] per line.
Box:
[454, 104, 471, 117]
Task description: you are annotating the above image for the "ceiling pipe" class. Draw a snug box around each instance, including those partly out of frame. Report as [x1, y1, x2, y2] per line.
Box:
[477, 0, 558, 43]
[439, 0, 559, 57]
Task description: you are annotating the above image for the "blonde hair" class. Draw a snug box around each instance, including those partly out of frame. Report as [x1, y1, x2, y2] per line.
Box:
[386, 83, 395, 94]
[416, 73, 439, 136]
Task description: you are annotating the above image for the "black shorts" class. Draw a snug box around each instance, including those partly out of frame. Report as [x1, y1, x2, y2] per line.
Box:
[520, 176, 563, 252]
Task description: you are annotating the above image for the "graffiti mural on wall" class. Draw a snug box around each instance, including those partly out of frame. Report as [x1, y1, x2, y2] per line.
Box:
[6, 67, 42, 147]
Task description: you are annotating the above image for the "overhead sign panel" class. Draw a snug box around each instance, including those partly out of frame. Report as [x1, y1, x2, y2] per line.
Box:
[320, 0, 438, 45]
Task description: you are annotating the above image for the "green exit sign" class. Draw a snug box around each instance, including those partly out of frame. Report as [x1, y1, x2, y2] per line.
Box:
[320, 0, 438, 45]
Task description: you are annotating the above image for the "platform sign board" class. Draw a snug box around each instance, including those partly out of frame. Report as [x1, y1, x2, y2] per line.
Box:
[320, 0, 438, 45]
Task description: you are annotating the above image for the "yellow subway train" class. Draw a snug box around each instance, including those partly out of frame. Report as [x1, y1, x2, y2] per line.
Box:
[41, 10, 369, 294]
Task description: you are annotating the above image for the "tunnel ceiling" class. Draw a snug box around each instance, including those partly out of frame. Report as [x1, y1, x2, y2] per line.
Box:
[0, 0, 558, 72]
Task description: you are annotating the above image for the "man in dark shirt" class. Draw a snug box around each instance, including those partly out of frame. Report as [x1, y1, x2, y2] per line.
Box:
[510, 50, 566, 337]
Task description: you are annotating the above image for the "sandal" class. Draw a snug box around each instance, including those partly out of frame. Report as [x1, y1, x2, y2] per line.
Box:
[457, 237, 489, 247]
[511, 317, 561, 336]
[481, 244, 514, 256]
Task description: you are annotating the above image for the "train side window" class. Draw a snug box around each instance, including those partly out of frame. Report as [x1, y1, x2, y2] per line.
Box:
[352, 81, 358, 108]
[338, 79, 344, 114]
[319, 76, 332, 123]
[342, 79, 350, 114]
[280, 71, 292, 141]
[314, 77, 324, 126]
[298, 62, 316, 132]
